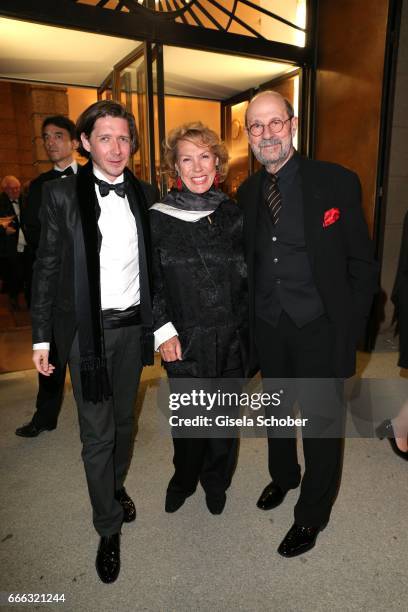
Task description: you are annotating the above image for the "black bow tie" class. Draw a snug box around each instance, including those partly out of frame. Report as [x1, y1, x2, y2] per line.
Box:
[94, 176, 126, 198]
[56, 166, 74, 177]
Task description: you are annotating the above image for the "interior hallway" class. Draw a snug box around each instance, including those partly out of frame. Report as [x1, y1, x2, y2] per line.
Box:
[0, 310, 407, 611]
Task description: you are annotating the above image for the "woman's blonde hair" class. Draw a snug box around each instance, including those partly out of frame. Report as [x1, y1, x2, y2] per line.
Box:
[163, 121, 229, 181]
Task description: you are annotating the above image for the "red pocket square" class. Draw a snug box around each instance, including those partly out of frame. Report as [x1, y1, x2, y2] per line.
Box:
[323, 207, 340, 228]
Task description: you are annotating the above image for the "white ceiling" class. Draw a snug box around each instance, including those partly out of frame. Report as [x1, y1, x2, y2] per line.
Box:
[0, 17, 295, 99]
[0, 18, 139, 87]
[163, 47, 292, 99]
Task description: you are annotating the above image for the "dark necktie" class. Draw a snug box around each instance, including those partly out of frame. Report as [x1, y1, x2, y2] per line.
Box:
[56, 166, 74, 178]
[94, 176, 126, 198]
[264, 173, 282, 226]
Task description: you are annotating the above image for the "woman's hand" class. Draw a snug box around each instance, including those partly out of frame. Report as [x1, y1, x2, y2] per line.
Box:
[159, 336, 182, 362]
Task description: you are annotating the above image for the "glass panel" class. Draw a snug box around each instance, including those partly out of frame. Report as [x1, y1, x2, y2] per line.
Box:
[117, 51, 148, 180]
[98, 75, 113, 101]
[224, 100, 249, 199]
[76, 0, 308, 47]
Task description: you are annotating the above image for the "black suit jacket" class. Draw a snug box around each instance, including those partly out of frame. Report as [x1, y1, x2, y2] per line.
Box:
[0, 193, 26, 258]
[24, 168, 64, 251]
[31, 163, 159, 367]
[237, 155, 379, 378]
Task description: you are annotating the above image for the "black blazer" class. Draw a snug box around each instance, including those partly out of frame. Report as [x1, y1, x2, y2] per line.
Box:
[24, 168, 64, 251]
[31, 162, 159, 367]
[391, 210, 408, 368]
[0, 193, 27, 258]
[237, 155, 379, 378]
[150, 200, 248, 377]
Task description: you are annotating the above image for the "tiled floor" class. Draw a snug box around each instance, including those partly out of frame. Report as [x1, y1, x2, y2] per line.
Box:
[0, 292, 32, 373]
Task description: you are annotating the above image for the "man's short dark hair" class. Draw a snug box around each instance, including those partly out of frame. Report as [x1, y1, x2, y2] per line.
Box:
[76, 100, 139, 159]
[42, 115, 76, 140]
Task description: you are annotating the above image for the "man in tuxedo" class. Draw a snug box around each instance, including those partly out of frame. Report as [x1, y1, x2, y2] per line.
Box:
[0, 175, 29, 309]
[30, 100, 158, 583]
[238, 91, 378, 557]
[16, 115, 78, 438]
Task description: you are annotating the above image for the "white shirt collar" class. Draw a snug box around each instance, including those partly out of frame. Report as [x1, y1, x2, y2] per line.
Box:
[54, 160, 78, 174]
[93, 167, 124, 185]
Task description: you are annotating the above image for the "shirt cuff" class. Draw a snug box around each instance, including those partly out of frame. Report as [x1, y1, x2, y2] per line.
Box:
[154, 322, 178, 351]
[33, 342, 50, 350]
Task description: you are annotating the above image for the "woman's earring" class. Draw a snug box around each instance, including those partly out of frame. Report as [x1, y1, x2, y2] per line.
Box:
[176, 175, 182, 191]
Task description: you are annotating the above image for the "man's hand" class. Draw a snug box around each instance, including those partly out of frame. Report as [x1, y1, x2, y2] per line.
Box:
[159, 336, 182, 362]
[32, 349, 55, 376]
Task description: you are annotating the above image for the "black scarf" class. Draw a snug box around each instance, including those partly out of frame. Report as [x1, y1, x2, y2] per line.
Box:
[74, 161, 150, 403]
[162, 185, 229, 211]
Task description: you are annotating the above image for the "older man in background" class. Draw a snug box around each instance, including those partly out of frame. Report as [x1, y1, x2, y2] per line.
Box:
[0, 175, 29, 310]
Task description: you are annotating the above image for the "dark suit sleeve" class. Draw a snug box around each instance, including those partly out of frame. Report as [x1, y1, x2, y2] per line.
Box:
[342, 171, 379, 328]
[24, 178, 43, 250]
[140, 181, 160, 208]
[150, 212, 172, 335]
[31, 183, 62, 344]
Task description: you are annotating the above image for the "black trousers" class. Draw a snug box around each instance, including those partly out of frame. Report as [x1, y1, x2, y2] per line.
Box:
[3, 249, 32, 304]
[69, 326, 142, 536]
[167, 370, 241, 499]
[255, 313, 345, 526]
[32, 360, 66, 430]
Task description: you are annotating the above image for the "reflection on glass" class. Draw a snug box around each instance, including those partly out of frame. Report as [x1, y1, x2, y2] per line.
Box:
[224, 101, 249, 198]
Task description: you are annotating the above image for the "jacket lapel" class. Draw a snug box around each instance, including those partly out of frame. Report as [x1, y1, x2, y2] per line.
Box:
[244, 170, 263, 264]
[298, 157, 324, 270]
[125, 168, 153, 327]
[75, 161, 101, 335]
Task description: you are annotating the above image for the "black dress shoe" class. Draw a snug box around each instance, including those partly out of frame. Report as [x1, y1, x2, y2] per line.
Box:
[115, 487, 136, 523]
[257, 482, 288, 510]
[376, 419, 408, 461]
[278, 523, 326, 558]
[15, 421, 56, 438]
[205, 492, 226, 515]
[95, 533, 120, 583]
[165, 491, 186, 513]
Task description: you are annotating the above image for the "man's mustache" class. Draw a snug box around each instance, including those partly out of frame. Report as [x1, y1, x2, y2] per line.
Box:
[259, 138, 281, 147]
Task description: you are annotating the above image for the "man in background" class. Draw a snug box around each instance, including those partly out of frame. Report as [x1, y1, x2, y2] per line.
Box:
[0, 175, 29, 310]
[15, 116, 78, 438]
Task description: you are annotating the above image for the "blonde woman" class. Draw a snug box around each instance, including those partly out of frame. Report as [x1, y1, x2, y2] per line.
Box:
[150, 122, 248, 514]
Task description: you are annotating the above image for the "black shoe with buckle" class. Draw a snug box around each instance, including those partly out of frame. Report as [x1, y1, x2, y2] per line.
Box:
[277, 523, 326, 558]
[115, 487, 136, 523]
[257, 482, 289, 510]
[15, 421, 56, 438]
[376, 419, 408, 461]
[95, 533, 120, 583]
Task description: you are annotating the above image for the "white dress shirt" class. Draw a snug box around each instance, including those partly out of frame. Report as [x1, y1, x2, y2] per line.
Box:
[94, 168, 140, 310]
[54, 160, 78, 175]
[11, 201, 26, 253]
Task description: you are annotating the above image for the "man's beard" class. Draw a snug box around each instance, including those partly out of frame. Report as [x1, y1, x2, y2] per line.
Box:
[252, 137, 292, 167]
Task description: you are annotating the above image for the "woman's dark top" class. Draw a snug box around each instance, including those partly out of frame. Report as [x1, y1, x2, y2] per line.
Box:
[150, 199, 248, 377]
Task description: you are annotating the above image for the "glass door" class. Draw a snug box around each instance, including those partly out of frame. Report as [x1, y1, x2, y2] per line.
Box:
[221, 69, 302, 197]
[113, 43, 166, 191]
